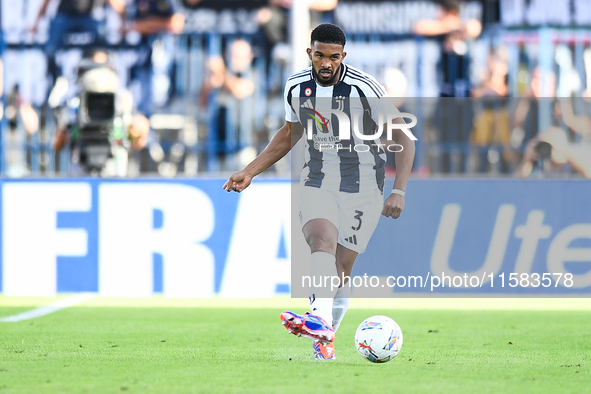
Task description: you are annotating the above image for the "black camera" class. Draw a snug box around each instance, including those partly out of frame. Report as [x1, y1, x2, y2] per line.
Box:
[534, 141, 553, 160]
[73, 51, 120, 172]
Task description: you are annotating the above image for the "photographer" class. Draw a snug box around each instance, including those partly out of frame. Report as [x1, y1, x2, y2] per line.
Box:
[513, 69, 591, 178]
[517, 127, 591, 179]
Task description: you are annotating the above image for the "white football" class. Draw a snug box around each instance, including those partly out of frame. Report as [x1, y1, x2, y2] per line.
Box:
[354, 315, 403, 363]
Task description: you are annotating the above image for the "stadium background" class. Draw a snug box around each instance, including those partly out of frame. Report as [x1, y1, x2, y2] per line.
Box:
[0, 0, 590, 297]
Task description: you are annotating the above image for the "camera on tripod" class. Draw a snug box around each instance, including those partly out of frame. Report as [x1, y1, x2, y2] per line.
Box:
[73, 51, 121, 172]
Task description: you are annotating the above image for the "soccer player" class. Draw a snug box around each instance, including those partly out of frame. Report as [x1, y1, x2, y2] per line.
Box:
[223, 23, 415, 360]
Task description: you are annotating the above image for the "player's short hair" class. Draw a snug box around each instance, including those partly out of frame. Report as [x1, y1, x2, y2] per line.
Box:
[310, 23, 346, 47]
[441, 0, 461, 13]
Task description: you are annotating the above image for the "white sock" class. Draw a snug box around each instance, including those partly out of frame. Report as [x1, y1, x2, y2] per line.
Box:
[308, 251, 338, 327]
[332, 285, 351, 332]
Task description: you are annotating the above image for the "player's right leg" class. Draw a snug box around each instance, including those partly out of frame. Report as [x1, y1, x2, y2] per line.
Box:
[281, 188, 340, 347]
[304, 219, 340, 326]
[281, 218, 338, 344]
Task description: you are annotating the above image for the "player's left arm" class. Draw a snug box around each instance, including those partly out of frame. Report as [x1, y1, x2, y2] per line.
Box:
[382, 118, 415, 219]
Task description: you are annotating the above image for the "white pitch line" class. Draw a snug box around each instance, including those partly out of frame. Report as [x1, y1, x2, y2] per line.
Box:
[0, 293, 97, 323]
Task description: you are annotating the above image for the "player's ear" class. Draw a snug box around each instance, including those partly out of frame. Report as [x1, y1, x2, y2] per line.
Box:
[341, 51, 347, 61]
[307, 47, 312, 60]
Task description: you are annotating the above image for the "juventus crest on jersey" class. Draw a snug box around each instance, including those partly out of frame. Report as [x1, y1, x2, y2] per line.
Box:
[284, 64, 397, 194]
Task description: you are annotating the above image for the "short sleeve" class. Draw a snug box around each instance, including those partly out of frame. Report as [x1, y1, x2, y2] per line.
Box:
[284, 84, 299, 123]
[356, 79, 397, 126]
[370, 96, 400, 127]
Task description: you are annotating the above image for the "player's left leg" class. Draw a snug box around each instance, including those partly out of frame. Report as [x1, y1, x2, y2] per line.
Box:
[332, 244, 357, 332]
[330, 187, 383, 332]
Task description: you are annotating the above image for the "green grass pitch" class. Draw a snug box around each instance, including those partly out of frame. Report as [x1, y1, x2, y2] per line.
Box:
[0, 297, 590, 393]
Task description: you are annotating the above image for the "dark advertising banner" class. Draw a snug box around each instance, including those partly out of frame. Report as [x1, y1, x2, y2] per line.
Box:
[501, 0, 591, 27]
[334, 0, 483, 34]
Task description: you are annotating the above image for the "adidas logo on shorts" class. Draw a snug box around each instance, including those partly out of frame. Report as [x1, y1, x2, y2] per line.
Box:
[344, 235, 357, 245]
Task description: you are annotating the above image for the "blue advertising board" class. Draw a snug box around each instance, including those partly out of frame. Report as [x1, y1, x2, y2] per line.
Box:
[0, 178, 589, 297]
[355, 179, 591, 295]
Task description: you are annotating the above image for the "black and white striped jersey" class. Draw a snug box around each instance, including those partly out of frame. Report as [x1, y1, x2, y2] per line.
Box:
[284, 64, 395, 193]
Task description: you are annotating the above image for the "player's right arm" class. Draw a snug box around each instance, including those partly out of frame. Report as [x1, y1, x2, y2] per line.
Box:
[223, 121, 303, 192]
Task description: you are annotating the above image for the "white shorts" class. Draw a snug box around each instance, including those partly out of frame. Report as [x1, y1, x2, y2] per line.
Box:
[299, 186, 384, 254]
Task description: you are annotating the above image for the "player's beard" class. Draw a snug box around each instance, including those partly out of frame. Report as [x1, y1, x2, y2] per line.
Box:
[312, 64, 341, 86]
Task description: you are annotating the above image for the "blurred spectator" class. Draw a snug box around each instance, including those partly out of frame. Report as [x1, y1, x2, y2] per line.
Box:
[257, 0, 290, 70]
[29, 0, 126, 83]
[413, 0, 481, 97]
[524, 66, 556, 99]
[257, 0, 338, 36]
[414, 0, 481, 173]
[125, 0, 185, 117]
[309, 0, 339, 25]
[471, 48, 509, 99]
[201, 39, 256, 171]
[514, 70, 591, 178]
[128, 113, 151, 151]
[222, 39, 256, 100]
[470, 48, 510, 173]
[3, 51, 40, 137]
[383, 68, 431, 176]
[2, 57, 41, 177]
[5, 86, 40, 136]
[516, 124, 591, 178]
[508, 67, 555, 174]
[512, 67, 556, 145]
[257, 0, 338, 68]
[257, 0, 290, 47]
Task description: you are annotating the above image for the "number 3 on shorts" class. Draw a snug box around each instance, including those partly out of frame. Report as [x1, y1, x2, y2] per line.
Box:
[351, 210, 363, 231]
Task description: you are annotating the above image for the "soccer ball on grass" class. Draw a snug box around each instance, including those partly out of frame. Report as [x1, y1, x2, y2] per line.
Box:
[354, 315, 403, 363]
